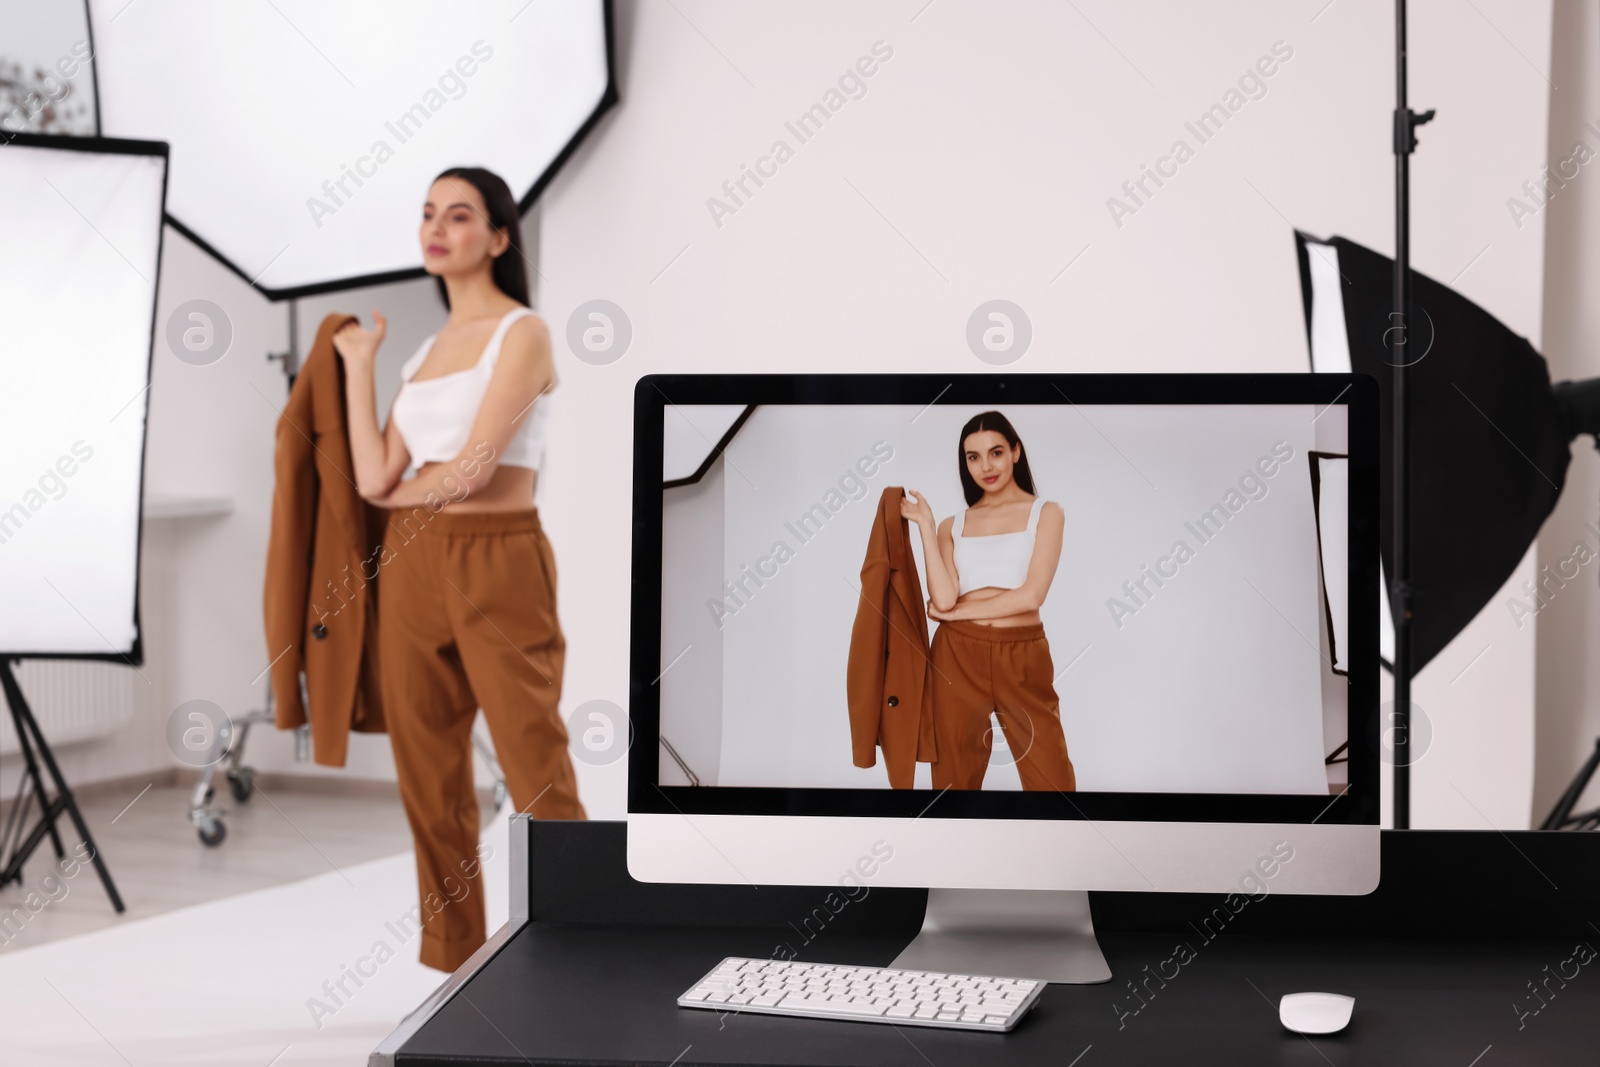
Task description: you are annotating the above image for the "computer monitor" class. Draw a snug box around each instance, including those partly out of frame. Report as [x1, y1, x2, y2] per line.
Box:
[628, 374, 1379, 982]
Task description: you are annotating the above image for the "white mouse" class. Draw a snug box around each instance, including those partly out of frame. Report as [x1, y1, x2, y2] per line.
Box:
[1279, 992, 1354, 1034]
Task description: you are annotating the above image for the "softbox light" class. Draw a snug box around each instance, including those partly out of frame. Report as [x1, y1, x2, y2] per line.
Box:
[1295, 232, 1570, 673]
[87, 0, 615, 299]
[0, 132, 167, 661]
[1311, 452, 1350, 675]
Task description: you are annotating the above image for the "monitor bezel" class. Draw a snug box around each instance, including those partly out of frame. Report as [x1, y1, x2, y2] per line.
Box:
[630, 373, 1379, 826]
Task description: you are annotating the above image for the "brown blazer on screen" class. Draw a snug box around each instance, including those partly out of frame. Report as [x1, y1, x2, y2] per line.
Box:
[846, 486, 936, 788]
[263, 312, 388, 766]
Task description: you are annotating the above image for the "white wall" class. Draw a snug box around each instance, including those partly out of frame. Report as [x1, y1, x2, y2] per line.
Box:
[538, 0, 1553, 824]
[1534, 0, 1600, 825]
[659, 457, 725, 786]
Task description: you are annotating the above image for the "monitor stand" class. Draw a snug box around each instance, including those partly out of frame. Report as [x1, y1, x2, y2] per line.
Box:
[890, 888, 1112, 984]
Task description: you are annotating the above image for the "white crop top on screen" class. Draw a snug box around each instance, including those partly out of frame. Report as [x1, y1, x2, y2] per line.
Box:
[390, 307, 550, 473]
[951, 496, 1048, 595]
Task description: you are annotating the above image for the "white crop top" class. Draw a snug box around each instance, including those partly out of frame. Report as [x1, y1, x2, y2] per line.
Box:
[391, 307, 551, 473]
[951, 497, 1048, 595]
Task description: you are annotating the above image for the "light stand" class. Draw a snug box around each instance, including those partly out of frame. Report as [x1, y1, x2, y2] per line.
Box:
[0, 658, 125, 911]
[1540, 738, 1600, 831]
[1391, 0, 1434, 829]
[0, 130, 169, 913]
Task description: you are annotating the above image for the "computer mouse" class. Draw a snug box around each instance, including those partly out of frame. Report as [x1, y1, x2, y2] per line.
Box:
[1279, 992, 1354, 1034]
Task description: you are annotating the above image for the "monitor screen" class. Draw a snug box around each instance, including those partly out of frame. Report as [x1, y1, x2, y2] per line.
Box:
[631, 375, 1378, 828]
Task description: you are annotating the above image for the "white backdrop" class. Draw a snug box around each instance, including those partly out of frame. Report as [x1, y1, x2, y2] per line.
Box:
[659, 403, 1338, 793]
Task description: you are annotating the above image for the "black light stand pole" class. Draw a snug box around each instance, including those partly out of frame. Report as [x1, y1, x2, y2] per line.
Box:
[1391, 0, 1434, 829]
[268, 298, 301, 388]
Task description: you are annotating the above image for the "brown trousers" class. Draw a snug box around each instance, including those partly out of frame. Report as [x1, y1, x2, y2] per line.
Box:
[378, 507, 585, 972]
[928, 619, 1077, 792]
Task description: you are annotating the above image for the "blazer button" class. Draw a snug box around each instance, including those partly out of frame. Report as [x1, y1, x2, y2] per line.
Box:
[311, 622, 328, 640]
[886, 695, 899, 707]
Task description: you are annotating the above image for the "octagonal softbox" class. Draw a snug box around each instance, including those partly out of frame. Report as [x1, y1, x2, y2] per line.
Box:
[87, 0, 614, 299]
[1296, 231, 1570, 674]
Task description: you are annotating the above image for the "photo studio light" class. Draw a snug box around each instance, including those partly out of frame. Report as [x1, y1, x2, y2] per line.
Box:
[0, 133, 167, 659]
[87, 0, 614, 299]
[1296, 232, 1575, 672]
[662, 406, 752, 485]
[1311, 451, 1350, 676]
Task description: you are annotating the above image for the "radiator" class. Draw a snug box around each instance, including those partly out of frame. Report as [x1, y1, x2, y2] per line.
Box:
[0, 660, 137, 755]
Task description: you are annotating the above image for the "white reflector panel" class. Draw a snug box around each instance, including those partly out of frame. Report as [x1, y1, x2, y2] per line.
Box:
[0, 137, 165, 657]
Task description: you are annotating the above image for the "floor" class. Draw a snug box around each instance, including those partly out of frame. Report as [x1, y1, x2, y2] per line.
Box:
[0, 780, 512, 1066]
[0, 778, 493, 953]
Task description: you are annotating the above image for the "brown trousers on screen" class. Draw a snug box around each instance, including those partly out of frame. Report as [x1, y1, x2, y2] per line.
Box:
[378, 506, 585, 972]
[928, 619, 1077, 792]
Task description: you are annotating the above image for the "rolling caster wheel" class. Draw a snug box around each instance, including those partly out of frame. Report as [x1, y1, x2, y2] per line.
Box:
[228, 767, 255, 803]
[197, 817, 227, 848]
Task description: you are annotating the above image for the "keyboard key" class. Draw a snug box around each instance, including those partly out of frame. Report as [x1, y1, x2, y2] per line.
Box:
[789, 995, 887, 1016]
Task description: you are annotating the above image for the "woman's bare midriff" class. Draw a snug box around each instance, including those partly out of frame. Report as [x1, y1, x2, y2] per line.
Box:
[416, 462, 537, 513]
[956, 587, 1040, 627]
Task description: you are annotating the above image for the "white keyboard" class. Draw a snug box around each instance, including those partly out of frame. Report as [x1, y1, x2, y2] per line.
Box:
[677, 956, 1045, 1031]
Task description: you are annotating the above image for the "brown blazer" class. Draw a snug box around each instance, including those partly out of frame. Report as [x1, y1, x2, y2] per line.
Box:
[263, 312, 388, 767]
[846, 486, 936, 788]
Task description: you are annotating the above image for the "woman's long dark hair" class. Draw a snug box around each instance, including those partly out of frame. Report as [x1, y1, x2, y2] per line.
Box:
[957, 410, 1037, 506]
[431, 166, 529, 309]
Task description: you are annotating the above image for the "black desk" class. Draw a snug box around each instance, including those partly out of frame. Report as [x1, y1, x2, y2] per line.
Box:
[375, 822, 1600, 1066]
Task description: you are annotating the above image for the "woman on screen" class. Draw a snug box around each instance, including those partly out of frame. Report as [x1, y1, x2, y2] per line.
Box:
[901, 411, 1077, 791]
[332, 166, 585, 973]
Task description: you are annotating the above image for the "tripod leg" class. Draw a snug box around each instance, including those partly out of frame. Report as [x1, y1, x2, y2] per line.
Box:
[0, 797, 67, 888]
[58, 797, 124, 913]
[1, 660, 125, 913]
[1541, 738, 1600, 830]
[0, 759, 37, 880]
[10, 698, 66, 860]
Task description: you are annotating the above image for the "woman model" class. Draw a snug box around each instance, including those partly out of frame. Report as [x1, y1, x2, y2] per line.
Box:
[332, 166, 585, 972]
[901, 411, 1077, 792]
